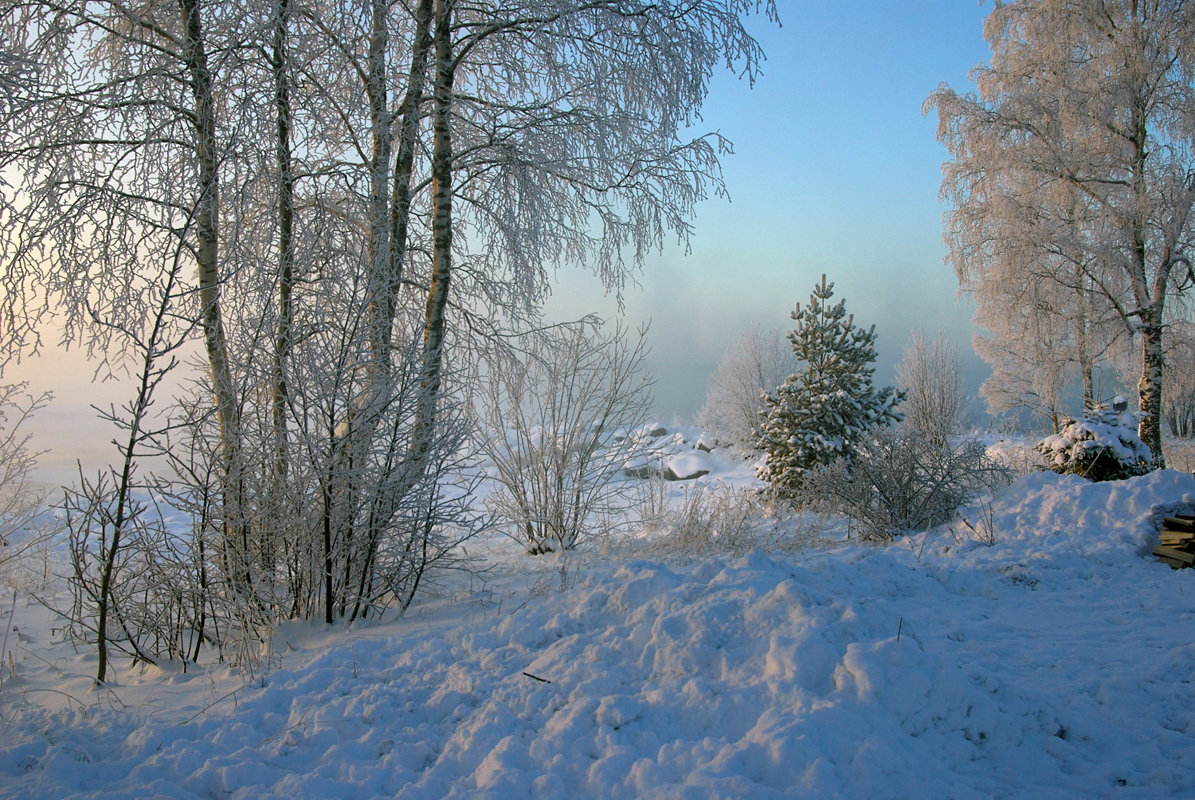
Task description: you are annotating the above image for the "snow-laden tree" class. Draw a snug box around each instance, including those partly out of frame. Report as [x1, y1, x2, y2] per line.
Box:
[927, 0, 1195, 466]
[698, 324, 791, 454]
[1037, 399, 1152, 481]
[757, 276, 902, 498]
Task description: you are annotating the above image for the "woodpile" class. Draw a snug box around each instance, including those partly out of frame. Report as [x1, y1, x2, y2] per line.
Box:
[1153, 515, 1195, 569]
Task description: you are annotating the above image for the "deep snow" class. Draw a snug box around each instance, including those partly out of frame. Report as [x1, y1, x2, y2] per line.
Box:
[3, 453, 1195, 798]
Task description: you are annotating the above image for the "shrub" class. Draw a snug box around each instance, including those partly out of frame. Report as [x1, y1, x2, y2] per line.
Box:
[630, 478, 825, 557]
[805, 429, 1011, 541]
[472, 319, 655, 554]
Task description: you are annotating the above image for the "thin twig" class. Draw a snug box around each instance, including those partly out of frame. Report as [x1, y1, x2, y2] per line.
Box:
[182, 687, 240, 724]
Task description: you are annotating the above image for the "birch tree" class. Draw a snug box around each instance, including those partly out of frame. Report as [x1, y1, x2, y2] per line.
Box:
[927, 0, 1195, 464]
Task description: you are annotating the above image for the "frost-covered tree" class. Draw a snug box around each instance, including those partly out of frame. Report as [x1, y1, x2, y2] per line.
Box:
[896, 328, 966, 447]
[698, 324, 791, 454]
[757, 276, 902, 498]
[0, 0, 774, 667]
[1162, 320, 1195, 437]
[967, 236, 1124, 430]
[971, 274, 1118, 432]
[0, 383, 52, 584]
[927, 0, 1195, 466]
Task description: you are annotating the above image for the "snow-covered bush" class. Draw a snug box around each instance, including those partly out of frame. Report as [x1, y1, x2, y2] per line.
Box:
[472, 319, 655, 554]
[757, 275, 902, 498]
[1036, 400, 1152, 481]
[805, 429, 1011, 541]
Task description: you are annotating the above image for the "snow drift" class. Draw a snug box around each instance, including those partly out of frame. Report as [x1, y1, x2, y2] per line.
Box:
[3, 469, 1195, 798]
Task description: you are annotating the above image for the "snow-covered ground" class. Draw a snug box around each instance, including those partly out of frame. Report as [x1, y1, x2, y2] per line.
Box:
[4, 436, 1195, 798]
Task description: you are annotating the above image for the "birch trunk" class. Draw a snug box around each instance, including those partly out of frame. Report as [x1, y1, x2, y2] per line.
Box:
[178, 0, 245, 558]
[1126, 21, 1167, 468]
[271, 0, 295, 483]
[413, 0, 455, 468]
[1139, 306, 1166, 467]
[364, 0, 391, 379]
[387, 0, 434, 320]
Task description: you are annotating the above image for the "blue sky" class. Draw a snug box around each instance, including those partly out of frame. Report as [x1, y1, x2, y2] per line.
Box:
[547, 1, 995, 419]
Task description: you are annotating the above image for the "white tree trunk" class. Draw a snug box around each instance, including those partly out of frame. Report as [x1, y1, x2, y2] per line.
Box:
[413, 0, 454, 468]
[178, 0, 247, 562]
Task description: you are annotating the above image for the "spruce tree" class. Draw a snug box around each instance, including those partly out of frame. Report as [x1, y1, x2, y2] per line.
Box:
[757, 275, 902, 498]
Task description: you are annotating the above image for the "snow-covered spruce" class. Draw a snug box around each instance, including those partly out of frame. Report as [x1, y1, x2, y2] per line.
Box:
[1037, 399, 1152, 482]
[756, 275, 902, 497]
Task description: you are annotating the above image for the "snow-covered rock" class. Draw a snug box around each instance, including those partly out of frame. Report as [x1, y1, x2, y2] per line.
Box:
[662, 451, 711, 481]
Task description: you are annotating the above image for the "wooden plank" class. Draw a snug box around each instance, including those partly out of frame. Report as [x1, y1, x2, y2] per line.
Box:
[1157, 556, 1187, 569]
[1163, 516, 1195, 532]
[1160, 528, 1195, 538]
[1153, 545, 1195, 564]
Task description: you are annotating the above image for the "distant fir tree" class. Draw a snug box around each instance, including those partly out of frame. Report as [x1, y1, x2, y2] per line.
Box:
[757, 275, 903, 498]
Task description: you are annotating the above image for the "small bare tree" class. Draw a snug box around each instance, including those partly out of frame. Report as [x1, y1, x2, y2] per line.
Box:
[62, 252, 192, 684]
[896, 328, 967, 447]
[698, 324, 791, 454]
[472, 320, 655, 554]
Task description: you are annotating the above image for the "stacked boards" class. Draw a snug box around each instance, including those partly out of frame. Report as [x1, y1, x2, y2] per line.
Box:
[1153, 514, 1195, 568]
